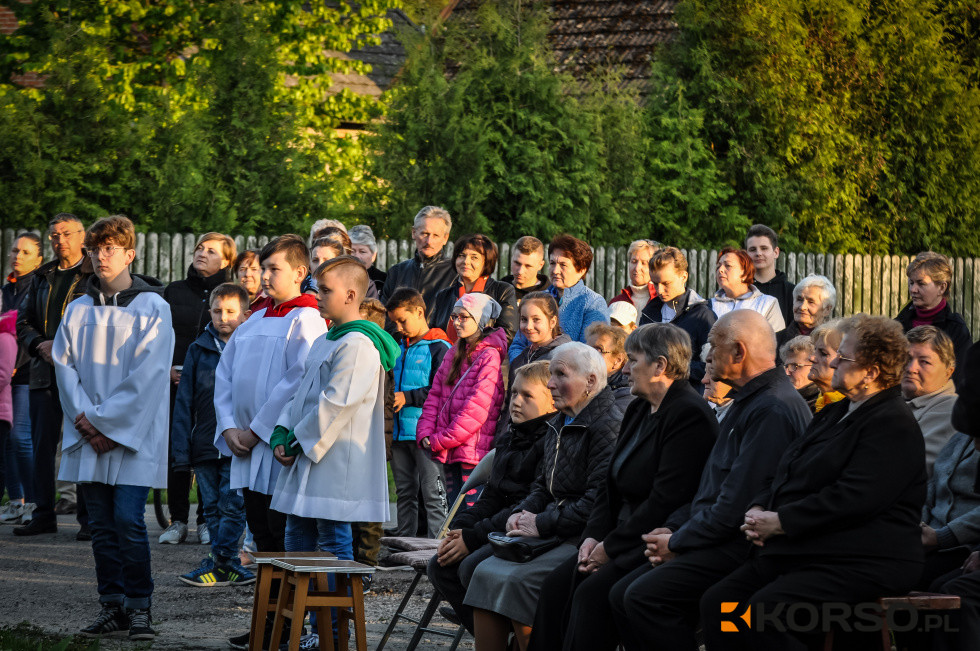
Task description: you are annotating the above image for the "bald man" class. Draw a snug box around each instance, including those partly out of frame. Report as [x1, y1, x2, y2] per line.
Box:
[608, 310, 812, 651]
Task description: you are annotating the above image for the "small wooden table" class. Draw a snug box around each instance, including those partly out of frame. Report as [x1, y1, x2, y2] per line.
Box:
[268, 558, 374, 651]
[248, 552, 338, 651]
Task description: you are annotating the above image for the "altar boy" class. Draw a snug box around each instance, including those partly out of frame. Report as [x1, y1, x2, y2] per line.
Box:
[53, 215, 174, 640]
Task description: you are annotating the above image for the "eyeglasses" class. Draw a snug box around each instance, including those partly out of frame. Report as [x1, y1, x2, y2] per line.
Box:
[836, 354, 860, 365]
[450, 313, 473, 323]
[49, 230, 83, 241]
[786, 363, 813, 371]
[88, 246, 126, 259]
[590, 346, 613, 356]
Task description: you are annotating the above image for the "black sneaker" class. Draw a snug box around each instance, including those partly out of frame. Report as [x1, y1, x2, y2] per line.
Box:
[13, 518, 57, 536]
[76, 525, 92, 542]
[127, 608, 155, 640]
[228, 631, 250, 650]
[80, 603, 130, 637]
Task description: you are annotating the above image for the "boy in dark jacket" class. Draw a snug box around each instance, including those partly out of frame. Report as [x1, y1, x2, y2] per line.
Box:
[174, 283, 253, 587]
[427, 360, 556, 633]
[386, 288, 451, 538]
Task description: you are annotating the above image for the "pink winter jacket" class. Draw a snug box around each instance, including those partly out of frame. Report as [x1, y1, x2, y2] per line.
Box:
[416, 327, 507, 466]
[0, 311, 17, 427]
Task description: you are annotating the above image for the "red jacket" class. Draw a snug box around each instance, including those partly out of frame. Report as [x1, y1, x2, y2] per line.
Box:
[416, 327, 508, 466]
[609, 282, 657, 307]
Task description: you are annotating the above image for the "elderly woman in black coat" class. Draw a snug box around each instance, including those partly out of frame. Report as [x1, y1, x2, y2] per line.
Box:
[464, 342, 623, 651]
[700, 315, 926, 651]
[530, 324, 718, 651]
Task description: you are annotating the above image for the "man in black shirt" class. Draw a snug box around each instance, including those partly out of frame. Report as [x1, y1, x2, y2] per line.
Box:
[746, 224, 795, 328]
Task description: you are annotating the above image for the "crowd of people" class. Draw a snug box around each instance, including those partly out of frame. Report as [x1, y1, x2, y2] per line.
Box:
[0, 207, 978, 650]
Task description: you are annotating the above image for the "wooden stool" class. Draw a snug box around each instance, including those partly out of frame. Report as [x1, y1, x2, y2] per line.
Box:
[876, 592, 960, 651]
[268, 558, 374, 651]
[248, 552, 337, 651]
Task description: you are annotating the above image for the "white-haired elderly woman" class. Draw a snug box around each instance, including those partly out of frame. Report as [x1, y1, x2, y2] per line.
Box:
[348, 224, 387, 293]
[464, 342, 624, 651]
[777, 274, 836, 350]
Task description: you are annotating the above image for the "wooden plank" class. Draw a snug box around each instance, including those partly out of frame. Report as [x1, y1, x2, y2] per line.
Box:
[843, 254, 854, 316]
[871, 255, 883, 317]
[806, 253, 816, 278]
[158, 233, 172, 284]
[0, 229, 11, 279]
[146, 233, 159, 280]
[398, 239, 411, 263]
[890, 255, 902, 316]
[185, 234, 196, 272]
[497, 242, 510, 279]
[376, 239, 387, 271]
[387, 240, 398, 272]
[954, 257, 966, 318]
[234, 235, 246, 255]
[171, 234, 184, 282]
[618, 247, 629, 290]
[133, 232, 146, 276]
[245, 235, 257, 251]
[880, 255, 891, 317]
[706, 250, 718, 299]
[605, 246, 620, 300]
[861, 254, 872, 315]
[962, 258, 974, 337]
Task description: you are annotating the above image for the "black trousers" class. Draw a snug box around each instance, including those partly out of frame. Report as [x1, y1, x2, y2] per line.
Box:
[931, 563, 980, 651]
[608, 540, 749, 651]
[530, 552, 641, 651]
[699, 554, 922, 651]
[426, 543, 495, 634]
[29, 384, 87, 527]
[166, 466, 205, 525]
[242, 488, 287, 553]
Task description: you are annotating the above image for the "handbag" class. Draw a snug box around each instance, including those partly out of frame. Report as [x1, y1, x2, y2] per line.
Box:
[488, 531, 562, 563]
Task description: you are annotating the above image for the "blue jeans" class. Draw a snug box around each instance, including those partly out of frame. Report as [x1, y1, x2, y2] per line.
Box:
[193, 458, 245, 563]
[81, 483, 153, 609]
[285, 515, 354, 634]
[0, 385, 33, 502]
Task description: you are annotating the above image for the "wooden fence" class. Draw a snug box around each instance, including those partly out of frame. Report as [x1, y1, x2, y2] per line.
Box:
[3, 229, 978, 338]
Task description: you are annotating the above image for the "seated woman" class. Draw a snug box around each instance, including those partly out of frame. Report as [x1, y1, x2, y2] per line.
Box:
[427, 361, 557, 634]
[508, 235, 609, 361]
[701, 315, 926, 650]
[464, 342, 623, 651]
[530, 324, 718, 651]
[710, 247, 785, 334]
[780, 335, 820, 411]
[903, 325, 959, 475]
[808, 320, 846, 412]
[641, 246, 716, 384]
[430, 234, 518, 343]
[585, 322, 632, 413]
[778, 274, 836, 350]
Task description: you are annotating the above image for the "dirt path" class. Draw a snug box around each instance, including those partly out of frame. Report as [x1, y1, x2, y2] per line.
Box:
[0, 510, 472, 650]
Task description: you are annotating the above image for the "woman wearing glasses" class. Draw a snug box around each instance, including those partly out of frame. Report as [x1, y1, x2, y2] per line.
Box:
[779, 336, 820, 412]
[417, 293, 508, 507]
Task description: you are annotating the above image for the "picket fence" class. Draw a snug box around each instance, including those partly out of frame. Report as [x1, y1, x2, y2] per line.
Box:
[3, 229, 979, 338]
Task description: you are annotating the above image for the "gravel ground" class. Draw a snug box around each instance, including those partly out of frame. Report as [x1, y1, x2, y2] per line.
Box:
[0, 509, 473, 650]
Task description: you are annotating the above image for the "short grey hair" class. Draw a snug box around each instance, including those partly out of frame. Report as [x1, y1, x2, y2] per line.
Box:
[625, 323, 692, 381]
[412, 206, 452, 233]
[309, 219, 347, 244]
[779, 335, 815, 362]
[349, 224, 378, 254]
[627, 239, 661, 260]
[794, 274, 836, 316]
[550, 342, 608, 393]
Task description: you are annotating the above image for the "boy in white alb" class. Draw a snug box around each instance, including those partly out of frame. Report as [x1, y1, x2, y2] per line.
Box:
[213, 234, 326, 556]
[271, 258, 397, 626]
[53, 216, 174, 641]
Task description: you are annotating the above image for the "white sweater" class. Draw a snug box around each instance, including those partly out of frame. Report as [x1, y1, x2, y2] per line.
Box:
[54, 283, 174, 488]
[213, 306, 327, 494]
[271, 332, 390, 523]
[710, 285, 786, 333]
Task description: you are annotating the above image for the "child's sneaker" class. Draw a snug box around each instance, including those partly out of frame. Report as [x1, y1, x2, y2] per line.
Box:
[0, 502, 25, 524]
[196, 522, 211, 545]
[279, 633, 320, 650]
[127, 608, 155, 640]
[19, 503, 35, 524]
[219, 559, 256, 586]
[80, 603, 130, 637]
[158, 520, 188, 544]
[178, 555, 226, 587]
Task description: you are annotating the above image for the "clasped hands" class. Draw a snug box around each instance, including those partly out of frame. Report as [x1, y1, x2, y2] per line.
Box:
[741, 506, 783, 547]
[222, 427, 260, 458]
[436, 529, 470, 566]
[506, 510, 540, 538]
[74, 412, 117, 453]
[643, 528, 675, 566]
[577, 537, 610, 574]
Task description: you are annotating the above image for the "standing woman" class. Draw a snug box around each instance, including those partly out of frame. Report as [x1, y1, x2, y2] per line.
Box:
[160, 232, 236, 545]
[896, 251, 972, 390]
[710, 247, 785, 334]
[234, 249, 264, 309]
[508, 235, 609, 361]
[609, 240, 660, 313]
[0, 233, 44, 524]
[349, 225, 387, 293]
[417, 294, 508, 507]
[430, 234, 518, 343]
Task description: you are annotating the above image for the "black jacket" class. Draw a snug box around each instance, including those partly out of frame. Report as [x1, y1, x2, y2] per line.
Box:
[428, 276, 519, 343]
[639, 289, 716, 385]
[451, 411, 553, 551]
[500, 273, 551, 303]
[367, 265, 387, 294]
[16, 256, 95, 390]
[952, 341, 980, 437]
[607, 370, 634, 414]
[665, 367, 812, 553]
[379, 247, 456, 311]
[514, 386, 623, 541]
[583, 382, 718, 569]
[754, 386, 926, 562]
[756, 270, 795, 329]
[508, 333, 571, 388]
[798, 383, 820, 413]
[164, 265, 234, 366]
[895, 301, 973, 391]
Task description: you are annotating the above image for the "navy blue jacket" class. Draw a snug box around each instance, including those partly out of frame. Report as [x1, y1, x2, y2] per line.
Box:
[639, 289, 717, 386]
[171, 323, 225, 469]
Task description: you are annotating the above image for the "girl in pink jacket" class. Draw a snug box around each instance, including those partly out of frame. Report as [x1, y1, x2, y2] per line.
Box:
[418, 293, 507, 508]
[0, 312, 17, 458]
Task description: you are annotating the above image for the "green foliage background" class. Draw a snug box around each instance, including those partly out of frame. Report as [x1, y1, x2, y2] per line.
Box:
[1, 0, 978, 255]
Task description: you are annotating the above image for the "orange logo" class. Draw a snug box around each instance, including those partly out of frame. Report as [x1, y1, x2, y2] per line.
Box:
[720, 602, 752, 632]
